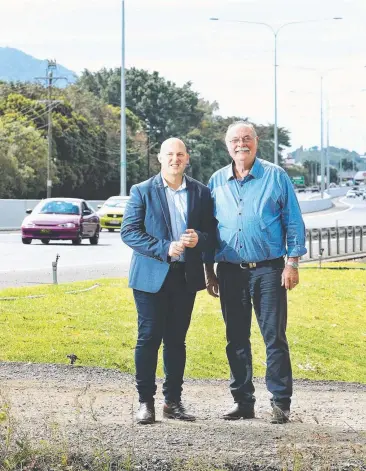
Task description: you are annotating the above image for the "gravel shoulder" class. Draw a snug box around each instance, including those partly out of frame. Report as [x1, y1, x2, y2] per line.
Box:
[1, 362, 365, 470]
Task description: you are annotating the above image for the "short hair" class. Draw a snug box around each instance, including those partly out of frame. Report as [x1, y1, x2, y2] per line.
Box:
[225, 121, 257, 142]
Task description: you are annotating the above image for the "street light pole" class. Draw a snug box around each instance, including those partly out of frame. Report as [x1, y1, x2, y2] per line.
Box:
[209, 17, 342, 167]
[326, 118, 330, 190]
[320, 75, 325, 198]
[120, 0, 127, 196]
[274, 34, 278, 166]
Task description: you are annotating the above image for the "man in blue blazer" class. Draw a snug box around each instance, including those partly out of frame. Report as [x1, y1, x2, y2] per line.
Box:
[121, 138, 213, 424]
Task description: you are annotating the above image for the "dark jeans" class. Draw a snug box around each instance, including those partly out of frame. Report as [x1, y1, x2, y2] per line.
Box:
[217, 260, 292, 409]
[133, 265, 196, 403]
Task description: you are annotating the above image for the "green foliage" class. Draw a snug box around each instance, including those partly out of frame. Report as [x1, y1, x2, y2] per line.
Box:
[0, 84, 146, 198]
[0, 119, 48, 198]
[1, 67, 292, 197]
[78, 67, 291, 184]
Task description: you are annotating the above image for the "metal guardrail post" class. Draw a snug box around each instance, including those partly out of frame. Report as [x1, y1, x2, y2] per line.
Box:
[308, 230, 313, 259]
[52, 254, 60, 284]
[352, 227, 356, 252]
[361, 227, 364, 252]
[318, 248, 324, 268]
[326, 229, 331, 256]
[317, 229, 322, 258]
[345, 228, 348, 254]
[336, 227, 340, 255]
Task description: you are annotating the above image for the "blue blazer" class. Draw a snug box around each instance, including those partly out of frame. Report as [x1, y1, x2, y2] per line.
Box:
[121, 174, 214, 293]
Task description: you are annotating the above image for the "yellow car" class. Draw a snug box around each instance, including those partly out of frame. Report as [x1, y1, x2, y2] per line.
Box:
[97, 196, 129, 232]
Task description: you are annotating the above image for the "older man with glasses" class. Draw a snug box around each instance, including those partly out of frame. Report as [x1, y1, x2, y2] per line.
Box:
[204, 121, 306, 424]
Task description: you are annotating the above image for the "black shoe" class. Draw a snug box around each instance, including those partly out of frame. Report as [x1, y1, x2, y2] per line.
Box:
[271, 405, 290, 424]
[222, 402, 255, 420]
[163, 401, 196, 421]
[136, 402, 155, 424]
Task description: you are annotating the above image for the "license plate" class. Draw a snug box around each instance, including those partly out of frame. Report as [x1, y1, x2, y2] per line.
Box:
[109, 221, 120, 225]
[40, 229, 51, 234]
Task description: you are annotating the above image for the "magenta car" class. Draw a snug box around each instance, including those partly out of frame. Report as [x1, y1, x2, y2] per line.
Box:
[21, 198, 100, 245]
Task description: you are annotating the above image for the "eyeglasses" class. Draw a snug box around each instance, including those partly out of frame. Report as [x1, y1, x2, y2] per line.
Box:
[229, 136, 255, 145]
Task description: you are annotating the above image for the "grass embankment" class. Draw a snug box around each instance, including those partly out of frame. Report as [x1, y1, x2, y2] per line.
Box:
[0, 265, 365, 383]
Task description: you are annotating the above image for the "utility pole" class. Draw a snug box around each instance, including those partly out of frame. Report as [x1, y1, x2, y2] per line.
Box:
[147, 130, 151, 178]
[144, 119, 161, 179]
[120, 0, 127, 196]
[35, 60, 67, 198]
[326, 119, 330, 190]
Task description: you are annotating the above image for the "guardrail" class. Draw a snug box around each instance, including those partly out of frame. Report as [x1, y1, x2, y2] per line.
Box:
[304, 225, 366, 261]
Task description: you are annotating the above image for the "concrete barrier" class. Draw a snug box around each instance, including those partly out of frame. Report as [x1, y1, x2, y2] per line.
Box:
[298, 194, 332, 213]
[0, 199, 105, 231]
[326, 187, 349, 198]
[298, 187, 350, 214]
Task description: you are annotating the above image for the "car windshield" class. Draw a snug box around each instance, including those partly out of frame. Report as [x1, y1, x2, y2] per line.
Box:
[36, 201, 80, 215]
[104, 200, 125, 208]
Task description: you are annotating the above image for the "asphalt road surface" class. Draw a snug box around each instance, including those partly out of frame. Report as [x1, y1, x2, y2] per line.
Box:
[303, 196, 366, 228]
[1, 197, 366, 288]
[0, 231, 131, 288]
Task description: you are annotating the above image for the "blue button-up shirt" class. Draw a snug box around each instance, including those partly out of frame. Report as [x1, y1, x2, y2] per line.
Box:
[207, 159, 307, 263]
[163, 175, 188, 261]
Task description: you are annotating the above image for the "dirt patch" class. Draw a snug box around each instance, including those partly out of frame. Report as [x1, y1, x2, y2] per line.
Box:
[0, 362, 365, 470]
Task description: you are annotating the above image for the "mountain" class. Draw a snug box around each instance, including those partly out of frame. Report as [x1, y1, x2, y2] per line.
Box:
[0, 47, 77, 86]
[289, 146, 366, 171]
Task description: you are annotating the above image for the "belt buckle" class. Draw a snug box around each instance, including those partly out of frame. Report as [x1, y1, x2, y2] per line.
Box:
[240, 262, 256, 269]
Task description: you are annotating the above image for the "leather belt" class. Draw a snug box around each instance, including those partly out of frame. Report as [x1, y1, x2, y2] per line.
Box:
[239, 257, 284, 270]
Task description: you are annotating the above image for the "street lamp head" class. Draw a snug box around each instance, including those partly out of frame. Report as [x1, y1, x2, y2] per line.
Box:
[209, 17, 219, 21]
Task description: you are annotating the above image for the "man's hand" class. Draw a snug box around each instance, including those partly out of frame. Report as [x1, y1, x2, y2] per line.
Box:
[180, 229, 199, 248]
[168, 241, 185, 258]
[281, 265, 299, 290]
[205, 264, 219, 298]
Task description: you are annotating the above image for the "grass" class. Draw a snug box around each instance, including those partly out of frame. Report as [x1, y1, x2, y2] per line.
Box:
[0, 264, 365, 383]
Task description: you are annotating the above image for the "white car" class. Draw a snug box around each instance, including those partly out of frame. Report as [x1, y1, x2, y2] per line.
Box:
[346, 189, 358, 198]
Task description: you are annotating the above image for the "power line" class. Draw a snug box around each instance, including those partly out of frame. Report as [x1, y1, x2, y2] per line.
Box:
[0, 122, 49, 141]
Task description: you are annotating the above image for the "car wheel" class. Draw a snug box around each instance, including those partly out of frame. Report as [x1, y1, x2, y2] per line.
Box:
[108, 228, 115, 232]
[41, 239, 50, 245]
[72, 233, 82, 245]
[22, 238, 32, 245]
[90, 229, 100, 245]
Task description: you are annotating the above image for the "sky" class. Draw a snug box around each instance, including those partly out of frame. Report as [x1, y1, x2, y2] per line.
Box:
[1, 0, 366, 155]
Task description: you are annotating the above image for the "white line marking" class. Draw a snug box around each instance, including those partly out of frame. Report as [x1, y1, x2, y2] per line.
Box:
[304, 198, 354, 219]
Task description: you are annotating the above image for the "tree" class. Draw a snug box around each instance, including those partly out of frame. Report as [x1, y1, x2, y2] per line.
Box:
[1, 69, 294, 198]
[341, 158, 357, 171]
[0, 119, 48, 198]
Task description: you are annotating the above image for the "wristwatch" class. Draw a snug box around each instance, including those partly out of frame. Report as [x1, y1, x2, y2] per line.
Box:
[287, 261, 299, 269]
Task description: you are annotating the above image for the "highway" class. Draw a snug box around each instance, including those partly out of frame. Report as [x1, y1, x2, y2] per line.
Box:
[1, 196, 365, 288]
[303, 197, 366, 228]
[0, 231, 131, 288]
